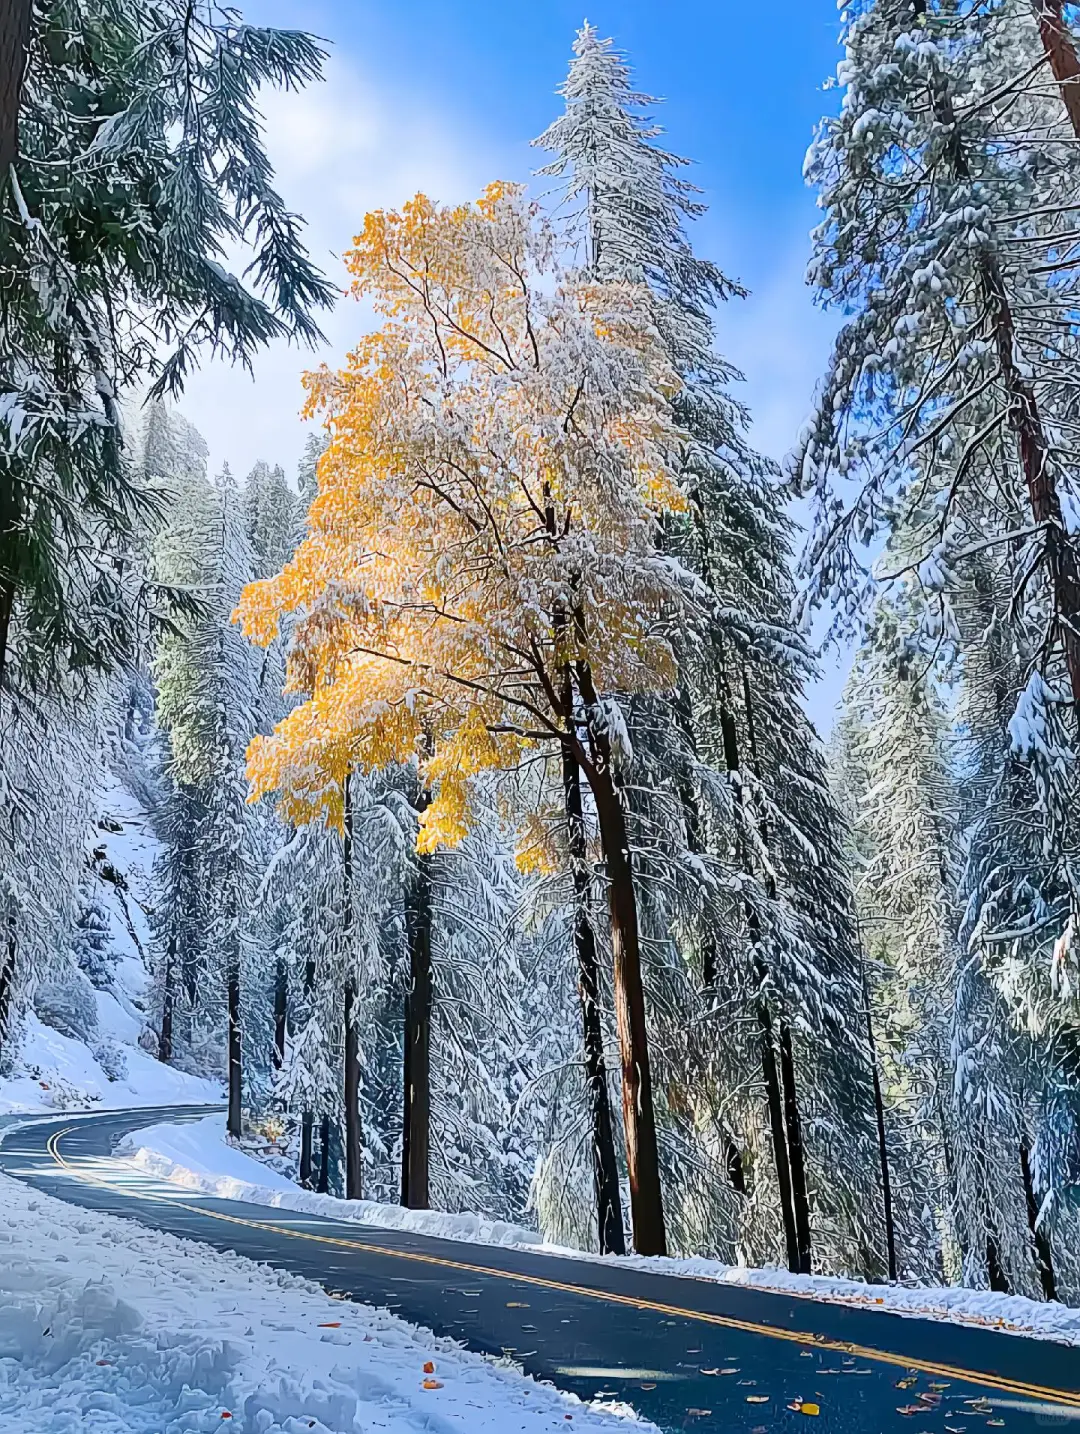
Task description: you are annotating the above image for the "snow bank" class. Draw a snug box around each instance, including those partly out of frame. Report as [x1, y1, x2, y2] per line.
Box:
[0, 1170, 651, 1433]
[120, 1113, 544, 1248]
[0, 1012, 222, 1116]
[611, 1254, 1080, 1348]
[127, 1115, 1080, 1350]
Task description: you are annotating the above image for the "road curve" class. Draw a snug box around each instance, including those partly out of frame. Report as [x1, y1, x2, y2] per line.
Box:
[2, 1105, 1078, 1433]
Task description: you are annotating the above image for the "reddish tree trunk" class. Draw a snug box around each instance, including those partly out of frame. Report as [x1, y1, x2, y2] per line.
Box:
[561, 682, 625, 1256]
[1033, 1, 1080, 139]
[574, 651, 665, 1256]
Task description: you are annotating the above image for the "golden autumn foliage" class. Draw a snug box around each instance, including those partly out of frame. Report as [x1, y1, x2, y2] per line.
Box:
[233, 183, 695, 850]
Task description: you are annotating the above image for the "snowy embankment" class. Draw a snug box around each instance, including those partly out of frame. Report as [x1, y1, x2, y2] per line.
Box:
[1, 770, 223, 1118]
[120, 1114, 544, 1248]
[127, 1114, 1080, 1350]
[0, 1012, 221, 1116]
[0, 1169, 651, 1434]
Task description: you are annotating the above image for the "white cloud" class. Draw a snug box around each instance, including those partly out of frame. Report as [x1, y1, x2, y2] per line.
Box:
[175, 55, 513, 483]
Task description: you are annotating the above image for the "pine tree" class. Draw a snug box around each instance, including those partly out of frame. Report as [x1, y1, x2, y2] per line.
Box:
[0, 0, 334, 702]
[537, 24, 879, 1276]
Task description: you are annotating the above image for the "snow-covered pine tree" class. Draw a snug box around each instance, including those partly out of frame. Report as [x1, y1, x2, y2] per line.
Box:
[151, 414, 264, 1132]
[0, 0, 334, 703]
[536, 24, 880, 1276]
[801, 0, 1080, 1257]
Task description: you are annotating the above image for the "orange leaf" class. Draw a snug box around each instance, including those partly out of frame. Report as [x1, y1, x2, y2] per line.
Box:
[422, 1378, 444, 1390]
[318, 1322, 341, 1328]
[423, 1361, 435, 1374]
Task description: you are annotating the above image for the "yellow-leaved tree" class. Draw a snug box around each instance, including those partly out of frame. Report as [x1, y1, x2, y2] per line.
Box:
[234, 182, 702, 1256]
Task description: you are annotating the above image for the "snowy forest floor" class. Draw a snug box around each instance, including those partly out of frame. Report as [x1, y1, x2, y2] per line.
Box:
[125, 1113, 1080, 1351]
[0, 1164, 652, 1433]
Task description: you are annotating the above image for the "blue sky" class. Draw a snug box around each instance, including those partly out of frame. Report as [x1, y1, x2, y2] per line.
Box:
[177, 0, 850, 718]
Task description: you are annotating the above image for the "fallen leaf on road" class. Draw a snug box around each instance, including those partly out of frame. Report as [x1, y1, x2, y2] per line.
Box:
[423, 1361, 435, 1374]
[896, 1377, 917, 1389]
[800, 1404, 820, 1417]
[640, 1383, 656, 1390]
[506, 1302, 529, 1308]
[317, 1322, 341, 1329]
[700, 1368, 720, 1376]
[686, 1411, 712, 1418]
[422, 1379, 444, 1390]
[746, 1395, 770, 1404]
[720, 1367, 740, 1375]
[987, 1422, 1005, 1428]
[897, 1405, 929, 1415]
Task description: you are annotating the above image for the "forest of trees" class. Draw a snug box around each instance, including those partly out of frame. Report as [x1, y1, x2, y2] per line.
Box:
[3, 0, 1080, 1304]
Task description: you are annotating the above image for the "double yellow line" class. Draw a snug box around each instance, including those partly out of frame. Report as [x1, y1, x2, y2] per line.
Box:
[42, 1122, 1080, 1412]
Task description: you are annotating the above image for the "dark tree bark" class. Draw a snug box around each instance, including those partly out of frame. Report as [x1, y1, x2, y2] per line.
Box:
[0, 905, 16, 1055]
[1032, 1, 1080, 140]
[299, 1111, 314, 1189]
[0, 0, 31, 181]
[863, 972, 898, 1282]
[573, 645, 666, 1257]
[299, 953, 316, 1189]
[158, 950, 176, 1064]
[401, 800, 433, 1210]
[342, 774, 363, 1201]
[272, 956, 287, 1073]
[561, 681, 625, 1255]
[987, 1229, 1010, 1294]
[1020, 1139, 1058, 1301]
[725, 1133, 747, 1195]
[317, 1112, 331, 1194]
[778, 1020, 813, 1274]
[226, 957, 242, 1139]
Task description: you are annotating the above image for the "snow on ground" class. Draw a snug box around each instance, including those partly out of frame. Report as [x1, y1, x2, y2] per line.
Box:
[120, 1114, 543, 1248]
[0, 1171, 651, 1434]
[126, 1114, 1080, 1350]
[0, 1013, 221, 1116]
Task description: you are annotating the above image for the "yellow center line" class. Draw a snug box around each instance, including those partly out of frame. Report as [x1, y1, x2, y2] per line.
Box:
[41, 1123, 1080, 1411]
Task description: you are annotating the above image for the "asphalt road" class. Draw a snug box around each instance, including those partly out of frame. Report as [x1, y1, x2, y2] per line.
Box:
[2, 1106, 1079, 1434]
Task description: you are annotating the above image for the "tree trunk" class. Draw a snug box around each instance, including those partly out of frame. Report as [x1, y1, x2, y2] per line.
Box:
[921, 18, 1080, 701]
[758, 990, 800, 1271]
[0, 904, 16, 1055]
[0, 0, 32, 182]
[864, 977, 898, 1282]
[725, 1134, 747, 1195]
[299, 1111, 314, 1189]
[779, 1020, 813, 1274]
[728, 673, 808, 1274]
[672, 681, 718, 988]
[226, 958, 242, 1140]
[342, 775, 363, 1201]
[272, 957, 287, 1073]
[402, 835, 433, 1210]
[574, 654, 665, 1256]
[1020, 1139, 1058, 1301]
[561, 688, 625, 1256]
[299, 953, 315, 1189]
[158, 951, 175, 1064]
[1032, 1, 1080, 139]
[987, 1229, 1010, 1294]
[317, 1112, 331, 1195]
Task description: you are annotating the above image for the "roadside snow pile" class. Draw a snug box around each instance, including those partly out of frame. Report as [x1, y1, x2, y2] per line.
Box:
[127, 1115, 1080, 1350]
[612, 1254, 1080, 1349]
[120, 1113, 543, 1247]
[0, 1170, 651, 1433]
[0, 1012, 221, 1116]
